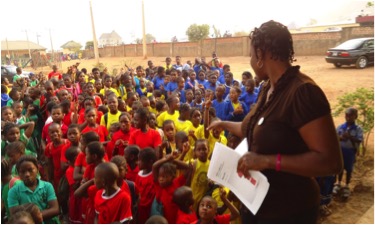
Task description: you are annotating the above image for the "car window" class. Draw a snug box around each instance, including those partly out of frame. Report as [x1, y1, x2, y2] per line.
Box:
[364, 40, 374, 49]
[336, 39, 367, 49]
[7, 66, 17, 74]
[1, 68, 7, 75]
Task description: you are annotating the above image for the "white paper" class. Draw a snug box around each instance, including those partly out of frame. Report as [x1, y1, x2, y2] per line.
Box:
[207, 139, 270, 215]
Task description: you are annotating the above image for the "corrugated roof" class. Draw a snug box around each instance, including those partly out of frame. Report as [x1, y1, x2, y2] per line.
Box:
[60, 40, 82, 49]
[99, 30, 122, 40]
[1, 40, 46, 51]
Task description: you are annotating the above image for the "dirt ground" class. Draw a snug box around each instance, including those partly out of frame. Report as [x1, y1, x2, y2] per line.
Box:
[33, 55, 374, 224]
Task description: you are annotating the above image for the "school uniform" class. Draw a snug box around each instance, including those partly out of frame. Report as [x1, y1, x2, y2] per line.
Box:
[176, 208, 198, 224]
[212, 99, 227, 121]
[135, 171, 155, 224]
[128, 128, 162, 149]
[239, 92, 258, 109]
[224, 101, 249, 122]
[166, 81, 178, 93]
[153, 76, 165, 90]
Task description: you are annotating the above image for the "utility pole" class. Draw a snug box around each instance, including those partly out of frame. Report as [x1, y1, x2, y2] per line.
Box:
[5, 37, 10, 65]
[49, 28, 54, 61]
[89, 0, 100, 64]
[142, 0, 147, 59]
[36, 33, 41, 45]
[22, 30, 32, 59]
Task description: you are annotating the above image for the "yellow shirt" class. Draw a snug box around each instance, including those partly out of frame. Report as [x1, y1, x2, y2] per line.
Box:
[191, 159, 210, 210]
[126, 105, 132, 112]
[156, 111, 180, 128]
[185, 124, 203, 161]
[175, 120, 193, 134]
[100, 87, 120, 97]
[232, 102, 240, 109]
[148, 106, 158, 115]
[100, 110, 122, 130]
[195, 126, 227, 157]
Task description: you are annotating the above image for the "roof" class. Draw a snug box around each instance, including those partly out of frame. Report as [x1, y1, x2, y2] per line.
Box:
[99, 30, 122, 40]
[1, 40, 46, 51]
[60, 40, 82, 49]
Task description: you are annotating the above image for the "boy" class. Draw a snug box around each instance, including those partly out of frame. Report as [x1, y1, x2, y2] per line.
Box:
[212, 85, 227, 121]
[174, 76, 186, 103]
[239, 78, 258, 109]
[173, 186, 197, 224]
[100, 94, 122, 130]
[204, 71, 219, 93]
[41, 105, 68, 152]
[166, 69, 178, 97]
[153, 67, 165, 91]
[333, 107, 363, 199]
[94, 162, 133, 223]
[100, 75, 120, 97]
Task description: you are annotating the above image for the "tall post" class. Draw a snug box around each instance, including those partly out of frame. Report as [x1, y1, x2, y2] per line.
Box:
[49, 29, 54, 61]
[89, 0, 100, 64]
[36, 33, 40, 44]
[5, 38, 10, 65]
[142, 0, 147, 59]
[23, 30, 32, 59]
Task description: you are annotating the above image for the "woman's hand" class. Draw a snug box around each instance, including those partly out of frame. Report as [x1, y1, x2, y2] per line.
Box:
[237, 152, 270, 178]
[206, 120, 223, 131]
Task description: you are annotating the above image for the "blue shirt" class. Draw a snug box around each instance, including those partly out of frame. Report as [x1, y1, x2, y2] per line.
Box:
[204, 81, 220, 93]
[153, 76, 165, 90]
[173, 64, 183, 70]
[193, 65, 202, 75]
[223, 101, 249, 122]
[185, 79, 197, 90]
[212, 99, 227, 121]
[175, 89, 186, 103]
[239, 92, 258, 109]
[223, 85, 231, 100]
[197, 79, 208, 86]
[166, 81, 178, 92]
[211, 67, 224, 84]
[337, 122, 363, 150]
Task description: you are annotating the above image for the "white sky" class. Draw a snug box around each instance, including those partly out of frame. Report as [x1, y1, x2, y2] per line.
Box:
[0, 0, 370, 51]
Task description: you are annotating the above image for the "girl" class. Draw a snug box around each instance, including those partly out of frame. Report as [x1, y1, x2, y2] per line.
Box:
[224, 86, 248, 122]
[1, 122, 35, 157]
[81, 107, 108, 142]
[197, 70, 208, 89]
[85, 82, 102, 107]
[77, 97, 103, 124]
[8, 155, 60, 224]
[6, 89, 21, 107]
[157, 95, 180, 128]
[124, 145, 140, 182]
[152, 152, 192, 223]
[241, 71, 253, 93]
[175, 103, 192, 134]
[149, 112, 164, 139]
[160, 120, 177, 157]
[60, 124, 82, 171]
[190, 89, 204, 111]
[187, 108, 203, 161]
[185, 89, 194, 105]
[107, 112, 134, 158]
[1, 106, 15, 123]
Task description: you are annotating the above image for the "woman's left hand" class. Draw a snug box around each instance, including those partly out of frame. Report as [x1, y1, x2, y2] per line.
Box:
[237, 152, 270, 178]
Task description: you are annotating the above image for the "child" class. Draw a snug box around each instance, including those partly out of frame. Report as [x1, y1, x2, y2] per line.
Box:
[60, 124, 81, 171]
[175, 103, 193, 134]
[1, 106, 15, 123]
[204, 71, 219, 93]
[197, 70, 208, 89]
[94, 79, 103, 93]
[85, 82, 103, 107]
[108, 112, 134, 158]
[173, 186, 197, 224]
[185, 89, 194, 105]
[223, 72, 233, 100]
[149, 112, 164, 139]
[8, 211, 34, 224]
[41, 105, 68, 151]
[1, 122, 35, 157]
[1, 159, 21, 220]
[160, 120, 177, 157]
[6, 88, 21, 107]
[124, 145, 140, 182]
[185, 70, 198, 91]
[240, 71, 253, 93]
[1, 84, 10, 107]
[136, 148, 157, 224]
[45, 123, 69, 191]
[146, 82, 155, 97]
[153, 66, 165, 90]
[6, 141, 37, 176]
[65, 146, 84, 223]
[166, 69, 178, 97]
[174, 76, 186, 103]
[129, 107, 162, 155]
[81, 107, 108, 142]
[100, 75, 120, 97]
[155, 99, 167, 117]
[224, 86, 249, 122]
[190, 139, 210, 210]
[212, 85, 226, 121]
[152, 152, 191, 223]
[29, 73, 39, 87]
[187, 108, 203, 160]
[157, 95, 180, 128]
[8, 155, 60, 223]
[239, 78, 258, 109]
[100, 94, 122, 130]
[94, 162, 133, 223]
[194, 190, 240, 224]
[77, 96, 103, 124]
[190, 89, 204, 111]
[333, 107, 363, 199]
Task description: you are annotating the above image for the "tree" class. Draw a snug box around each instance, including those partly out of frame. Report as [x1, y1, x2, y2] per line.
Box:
[134, 33, 156, 44]
[186, 24, 210, 42]
[212, 25, 221, 38]
[333, 88, 374, 155]
[85, 41, 94, 49]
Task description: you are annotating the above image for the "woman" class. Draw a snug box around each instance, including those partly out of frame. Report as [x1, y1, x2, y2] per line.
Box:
[208, 20, 343, 223]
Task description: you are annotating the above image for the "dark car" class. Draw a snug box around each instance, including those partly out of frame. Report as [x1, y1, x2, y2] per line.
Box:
[1, 65, 31, 83]
[325, 37, 374, 69]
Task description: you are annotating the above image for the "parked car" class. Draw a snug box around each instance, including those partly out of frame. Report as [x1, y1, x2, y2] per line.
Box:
[1, 65, 31, 83]
[325, 37, 374, 69]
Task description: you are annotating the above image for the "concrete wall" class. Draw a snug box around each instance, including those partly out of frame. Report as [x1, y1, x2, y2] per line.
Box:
[83, 26, 374, 58]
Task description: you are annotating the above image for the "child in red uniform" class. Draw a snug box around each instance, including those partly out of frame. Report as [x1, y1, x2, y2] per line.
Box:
[77, 97, 103, 124]
[107, 112, 134, 158]
[41, 105, 68, 152]
[60, 124, 81, 172]
[111, 155, 139, 221]
[193, 190, 240, 224]
[152, 152, 192, 223]
[124, 145, 140, 182]
[94, 162, 133, 223]
[173, 186, 197, 224]
[85, 82, 102, 107]
[65, 146, 83, 223]
[44, 123, 69, 191]
[135, 147, 157, 224]
[81, 107, 108, 142]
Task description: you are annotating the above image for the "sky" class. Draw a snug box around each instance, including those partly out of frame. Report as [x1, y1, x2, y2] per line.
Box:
[0, 0, 371, 51]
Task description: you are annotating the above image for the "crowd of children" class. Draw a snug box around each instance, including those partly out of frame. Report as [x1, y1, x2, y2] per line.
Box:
[1, 55, 360, 224]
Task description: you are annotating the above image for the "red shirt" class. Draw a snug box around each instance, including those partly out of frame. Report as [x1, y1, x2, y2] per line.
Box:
[42, 122, 68, 143]
[176, 208, 198, 224]
[192, 214, 231, 224]
[129, 128, 162, 149]
[94, 188, 133, 224]
[86, 185, 99, 224]
[83, 164, 96, 180]
[81, 125, 108, 142]
[155, 175, 186, 223]
[108, 128, 134, 158]
[66, 165, 75, 186]
[78, 109, 103, 124]
[48, 71, 62, 80]
[67, 165, 84, 223]
[93, 95, 103, 107]
[135, 171, 155, 224]
[74, 152, 88, 168]
[126, 164, 139, 182]
[45, 139, 69, 185]
[63, 111, 73, 126]
[60, 141, 77, 163]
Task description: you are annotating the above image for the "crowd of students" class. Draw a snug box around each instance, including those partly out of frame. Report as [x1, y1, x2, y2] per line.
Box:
[0, 54, 361, 224]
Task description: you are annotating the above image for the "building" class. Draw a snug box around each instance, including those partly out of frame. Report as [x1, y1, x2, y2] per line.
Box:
[289, 20, 360, 34]
[99, 30, 122, 47]
[1, 40, 46, 58]
[60, 40, 82, 54]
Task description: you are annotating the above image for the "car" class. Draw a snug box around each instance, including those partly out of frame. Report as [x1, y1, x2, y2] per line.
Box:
[325, 37, 374, 69]
[1, 65, 31, 83]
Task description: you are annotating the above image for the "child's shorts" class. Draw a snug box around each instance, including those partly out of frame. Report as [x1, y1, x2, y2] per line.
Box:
[341, 147, 356, 173]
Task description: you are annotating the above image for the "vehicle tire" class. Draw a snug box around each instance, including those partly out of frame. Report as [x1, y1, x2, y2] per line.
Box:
[334, 63, 342, 68]
[356, 56, 368, 69]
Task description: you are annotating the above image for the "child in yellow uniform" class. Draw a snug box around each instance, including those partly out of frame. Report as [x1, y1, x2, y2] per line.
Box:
[156, 95, 180, 128]
[175, 103, 192, 134]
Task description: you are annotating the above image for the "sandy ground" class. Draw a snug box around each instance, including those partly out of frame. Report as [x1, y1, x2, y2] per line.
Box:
[33, 55, 374, 224]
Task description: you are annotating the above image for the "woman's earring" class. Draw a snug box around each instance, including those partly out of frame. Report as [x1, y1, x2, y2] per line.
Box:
[257, 61, 263, 69]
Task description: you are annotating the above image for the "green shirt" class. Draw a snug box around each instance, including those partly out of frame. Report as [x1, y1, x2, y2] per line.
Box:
[1, 177, 21, 218]
[30, 80, 38, 87]
[7, 179, 59, 224]
[13, 75, 21, 83]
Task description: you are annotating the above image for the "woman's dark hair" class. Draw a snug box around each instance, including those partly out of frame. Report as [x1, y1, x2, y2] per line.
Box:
[87, 141, 105, 159]
[16, 155, 38, 173]
[250, 20, 295, 63]
[82, 131, 100, 143]
[3, 122, 19, 135]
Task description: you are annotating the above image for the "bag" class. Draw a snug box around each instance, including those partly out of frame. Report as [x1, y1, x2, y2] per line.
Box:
[150, 197, 163, 216]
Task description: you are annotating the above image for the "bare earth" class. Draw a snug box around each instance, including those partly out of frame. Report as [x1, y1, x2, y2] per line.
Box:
[35, 55, 374, 224]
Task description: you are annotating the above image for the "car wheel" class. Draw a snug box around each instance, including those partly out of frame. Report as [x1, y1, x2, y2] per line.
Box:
[356, 56, 368, 69]
[334, 63, 342, 68]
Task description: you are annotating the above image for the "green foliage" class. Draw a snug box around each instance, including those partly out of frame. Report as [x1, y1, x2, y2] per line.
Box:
[333, 88, 374, 150]
[135, 34, 156, 44]
[85, 41, 94, 49]
[212, 25, 221, 38]
[186, 24, 210, 42]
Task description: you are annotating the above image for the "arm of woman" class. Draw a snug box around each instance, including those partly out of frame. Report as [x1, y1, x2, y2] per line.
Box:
[237, 115, 343, 178]
[207, 121, 243, 138]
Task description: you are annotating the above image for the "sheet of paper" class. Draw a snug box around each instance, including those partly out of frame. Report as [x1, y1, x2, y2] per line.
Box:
[207, 139, 270, 215]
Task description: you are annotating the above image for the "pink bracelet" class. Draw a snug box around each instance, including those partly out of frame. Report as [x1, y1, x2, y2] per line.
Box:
[276, 153, 281, 171]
